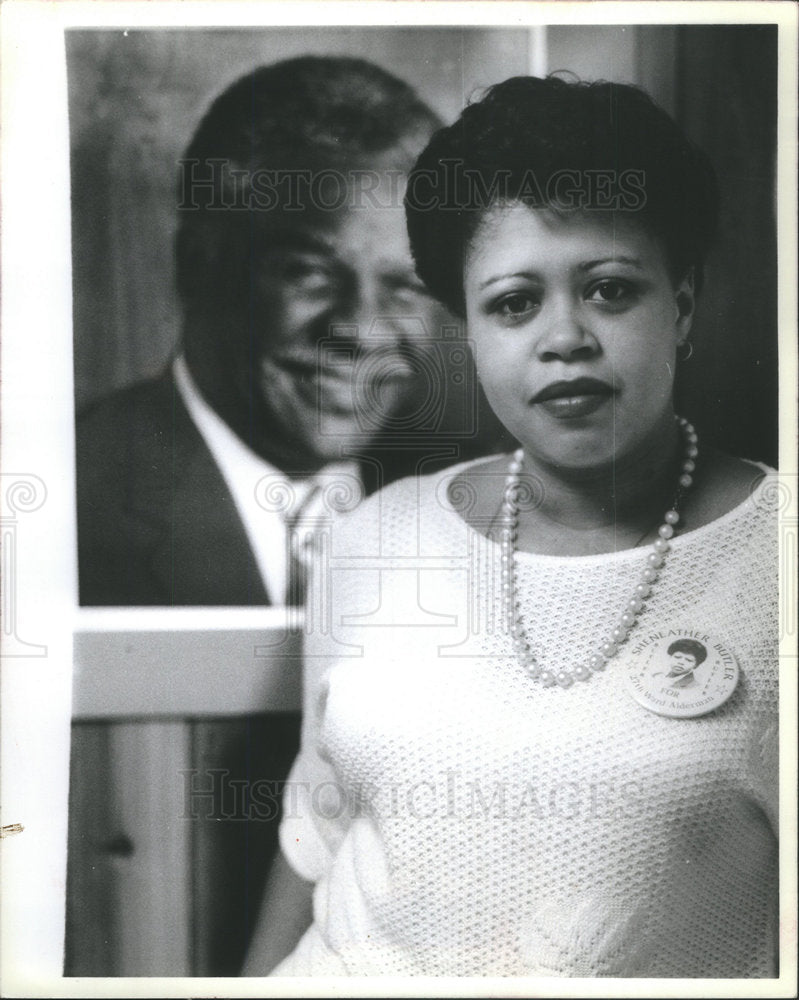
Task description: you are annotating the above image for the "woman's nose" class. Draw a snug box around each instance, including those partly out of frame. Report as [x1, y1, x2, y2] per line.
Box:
[535, 299, 599, 361]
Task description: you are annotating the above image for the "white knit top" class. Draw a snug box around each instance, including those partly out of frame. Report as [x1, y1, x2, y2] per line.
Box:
[276, 458, 779, 978]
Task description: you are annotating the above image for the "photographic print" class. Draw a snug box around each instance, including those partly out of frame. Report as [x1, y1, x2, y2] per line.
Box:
[1, 2, 796, 997]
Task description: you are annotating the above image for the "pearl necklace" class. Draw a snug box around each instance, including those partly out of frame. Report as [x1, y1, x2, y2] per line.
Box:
[500, 416, 699, 687]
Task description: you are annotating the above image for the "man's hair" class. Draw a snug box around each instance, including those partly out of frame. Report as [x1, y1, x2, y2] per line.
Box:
[176, 56, 441, 311]
[405, 74, 719, 318]
[666, 639, 708, 665]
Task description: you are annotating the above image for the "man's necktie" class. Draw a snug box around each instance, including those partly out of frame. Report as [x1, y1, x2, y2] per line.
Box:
[283, 482, 323, 606]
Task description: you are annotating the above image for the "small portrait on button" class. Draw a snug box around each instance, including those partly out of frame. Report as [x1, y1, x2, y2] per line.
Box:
[652, 639, 708, 689]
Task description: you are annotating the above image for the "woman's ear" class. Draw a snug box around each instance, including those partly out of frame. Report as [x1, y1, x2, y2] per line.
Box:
[675, 268, 696, 340]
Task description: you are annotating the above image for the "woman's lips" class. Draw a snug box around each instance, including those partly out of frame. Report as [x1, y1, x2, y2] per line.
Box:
[530, 378, 614, 419]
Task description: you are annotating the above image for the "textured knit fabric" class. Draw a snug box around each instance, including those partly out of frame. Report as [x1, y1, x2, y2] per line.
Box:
[276, 457, 779, 978]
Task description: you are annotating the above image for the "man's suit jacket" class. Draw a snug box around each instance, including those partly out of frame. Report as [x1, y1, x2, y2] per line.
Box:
[77, 372, 269, 605]
[76, 368, 494, 606]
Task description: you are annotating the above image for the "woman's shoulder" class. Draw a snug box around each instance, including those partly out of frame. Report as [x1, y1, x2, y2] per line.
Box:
[330, 455, 508, 549]
[361, 454, 509, 513]
[682, 450, 774, 531]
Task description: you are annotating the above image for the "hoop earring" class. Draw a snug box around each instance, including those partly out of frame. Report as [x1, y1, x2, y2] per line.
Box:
[677, 340, 694, 362]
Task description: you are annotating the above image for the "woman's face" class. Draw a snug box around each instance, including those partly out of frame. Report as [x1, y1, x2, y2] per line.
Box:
[463, 204, 694, 472]
[668, 650, 698, 676]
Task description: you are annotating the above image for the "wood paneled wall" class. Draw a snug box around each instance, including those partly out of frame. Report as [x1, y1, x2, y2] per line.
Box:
[675, 25, 778, 466]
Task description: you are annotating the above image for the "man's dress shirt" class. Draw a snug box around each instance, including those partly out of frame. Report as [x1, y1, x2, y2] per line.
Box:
[77, 360, 355, 606]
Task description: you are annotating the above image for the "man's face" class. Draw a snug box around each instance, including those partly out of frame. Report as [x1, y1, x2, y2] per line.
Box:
[193, 173, 442, 472]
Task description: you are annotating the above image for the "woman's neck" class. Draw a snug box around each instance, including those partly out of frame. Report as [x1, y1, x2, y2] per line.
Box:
[513, 421, 685, 552]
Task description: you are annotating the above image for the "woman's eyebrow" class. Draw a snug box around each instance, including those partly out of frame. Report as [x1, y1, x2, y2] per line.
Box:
[478, 270, 541, 290]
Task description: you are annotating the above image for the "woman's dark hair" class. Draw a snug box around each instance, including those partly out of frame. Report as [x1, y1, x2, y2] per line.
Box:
[666, 639, 708, 665]
[405, 75, 719, 318]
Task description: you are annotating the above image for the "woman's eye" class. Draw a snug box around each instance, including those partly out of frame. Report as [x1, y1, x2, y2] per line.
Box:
[494, 293, 538, 318]
[587, 279, 634, 304]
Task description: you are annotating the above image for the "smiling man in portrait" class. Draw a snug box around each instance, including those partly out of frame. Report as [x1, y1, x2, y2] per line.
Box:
[76, 55, 451, 608]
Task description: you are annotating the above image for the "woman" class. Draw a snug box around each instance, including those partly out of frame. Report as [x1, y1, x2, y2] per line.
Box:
[246, 75, 778, 978]
[653, 638, 709, 689]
